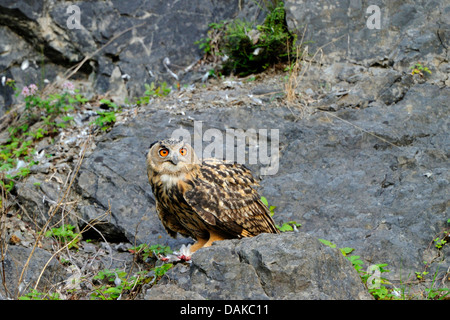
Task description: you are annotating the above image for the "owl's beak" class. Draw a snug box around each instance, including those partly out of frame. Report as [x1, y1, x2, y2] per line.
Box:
[170, 154, 179, 165]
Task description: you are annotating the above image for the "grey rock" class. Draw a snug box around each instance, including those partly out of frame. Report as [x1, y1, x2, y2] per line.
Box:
[0, 245, 65, 298]
[144, 284, 206, 300]
[148, 233, 373, 300]
[0, 0, 250, 116]
[271, 83, 449, 281]
[15, 174, 79, 229]
[285, 0, 449, 86]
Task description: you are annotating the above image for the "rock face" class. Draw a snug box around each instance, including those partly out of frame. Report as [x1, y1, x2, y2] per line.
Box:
[0, 245, 65, 298]
[145, 232, 373, 300]
[1, 0, 449, 299]
[285, 0, 449, 86]
[74, 79, 448, 285]
[0, 0, 256, 114]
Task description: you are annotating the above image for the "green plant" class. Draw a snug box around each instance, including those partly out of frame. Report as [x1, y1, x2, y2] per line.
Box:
[45, 224, 81, 249]
[129, 243, 173, 261]
[19, 289, 60, 300]
[364, 263, 392, 299]
[20, 82, 81, 116]
[99, 98, 119, 111]
[410, 62, 432, 77]
[277, 221, 302, 232]
[153, 263, 173, 277]
[90, 264, 173, 300]
[197, 1, 296, 76]
[415, 271, 429, 280]
[90, 98, 120, 131]
[0, 81, 88, 193]
[195, 21, 226, 58]
[146, 82, 171, 97]
[93, 111, 116, 131]
[260, 196, 276, 215]
[149, 244, 172, 256]
[318, 239, 396, 299]
[260, 196, 301, 232]
[93, 269, 126, 283]
[426, 287, 450, 300]
[0, 179, 14, 193]
[433, 236, 447, 249]
[91, 268, 129, 300]
[432, 220, 449, 250]
[424, 265, 450, 300]
[318, 239, 365, 272]
[195, 37, 212, 55]
[0, 126, 36, 175]
[318, 238, 336, 248]
[135, 82, 172, 105]
[25, 127, 47, 140]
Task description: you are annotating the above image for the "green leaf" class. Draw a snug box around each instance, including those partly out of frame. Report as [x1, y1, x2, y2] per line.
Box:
[62, 115, 74, 122]
[104, 287, 121, 295]
[339, 247, 354, 256]
[75, 94, 88, 104]
[278, 223, 293, 232]
[149, 244, 173, 255]
[260, 196, 269, 207]
[153, 263, 173, 277]
[318, 238, 336, 248]
[346, 255, 364, 271]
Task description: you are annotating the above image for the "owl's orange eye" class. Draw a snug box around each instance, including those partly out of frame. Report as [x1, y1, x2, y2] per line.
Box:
[179, 148, 187, 156]
[159, 148, 169, 157]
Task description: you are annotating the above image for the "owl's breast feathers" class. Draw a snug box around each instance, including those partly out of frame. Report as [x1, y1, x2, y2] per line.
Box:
[150, 158, 279, 239]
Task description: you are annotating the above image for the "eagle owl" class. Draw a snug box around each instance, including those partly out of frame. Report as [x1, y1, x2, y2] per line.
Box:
[146, 138, 279, 253]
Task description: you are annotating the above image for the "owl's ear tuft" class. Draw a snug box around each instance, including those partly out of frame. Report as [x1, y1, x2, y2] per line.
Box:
[149, 140, 159, 150]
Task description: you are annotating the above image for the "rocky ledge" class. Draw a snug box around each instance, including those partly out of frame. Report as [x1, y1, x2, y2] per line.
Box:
[146, 232, 373, 300]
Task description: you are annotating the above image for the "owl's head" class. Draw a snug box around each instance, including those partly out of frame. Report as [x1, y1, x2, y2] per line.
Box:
[147, 139, 200, 175]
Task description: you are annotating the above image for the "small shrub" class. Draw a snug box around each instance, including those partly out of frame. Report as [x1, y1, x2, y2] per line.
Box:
[197, 1, 296, 76]
[45, 224, 81, 249]
[93, 111, 116, 131]
[135, 82, 171, 105]
[90, 99, 120, 131]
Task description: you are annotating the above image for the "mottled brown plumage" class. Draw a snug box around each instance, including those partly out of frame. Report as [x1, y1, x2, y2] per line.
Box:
[146, 139, 279, 253]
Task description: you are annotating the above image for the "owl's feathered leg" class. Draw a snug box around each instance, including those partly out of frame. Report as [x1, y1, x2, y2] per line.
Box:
[203, 232, 226, 248]
[190, 232, 227, 253]
[190, 237, 209, 253]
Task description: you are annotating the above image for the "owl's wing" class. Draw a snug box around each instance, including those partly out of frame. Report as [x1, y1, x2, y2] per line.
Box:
[183, 159, 279, 237]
